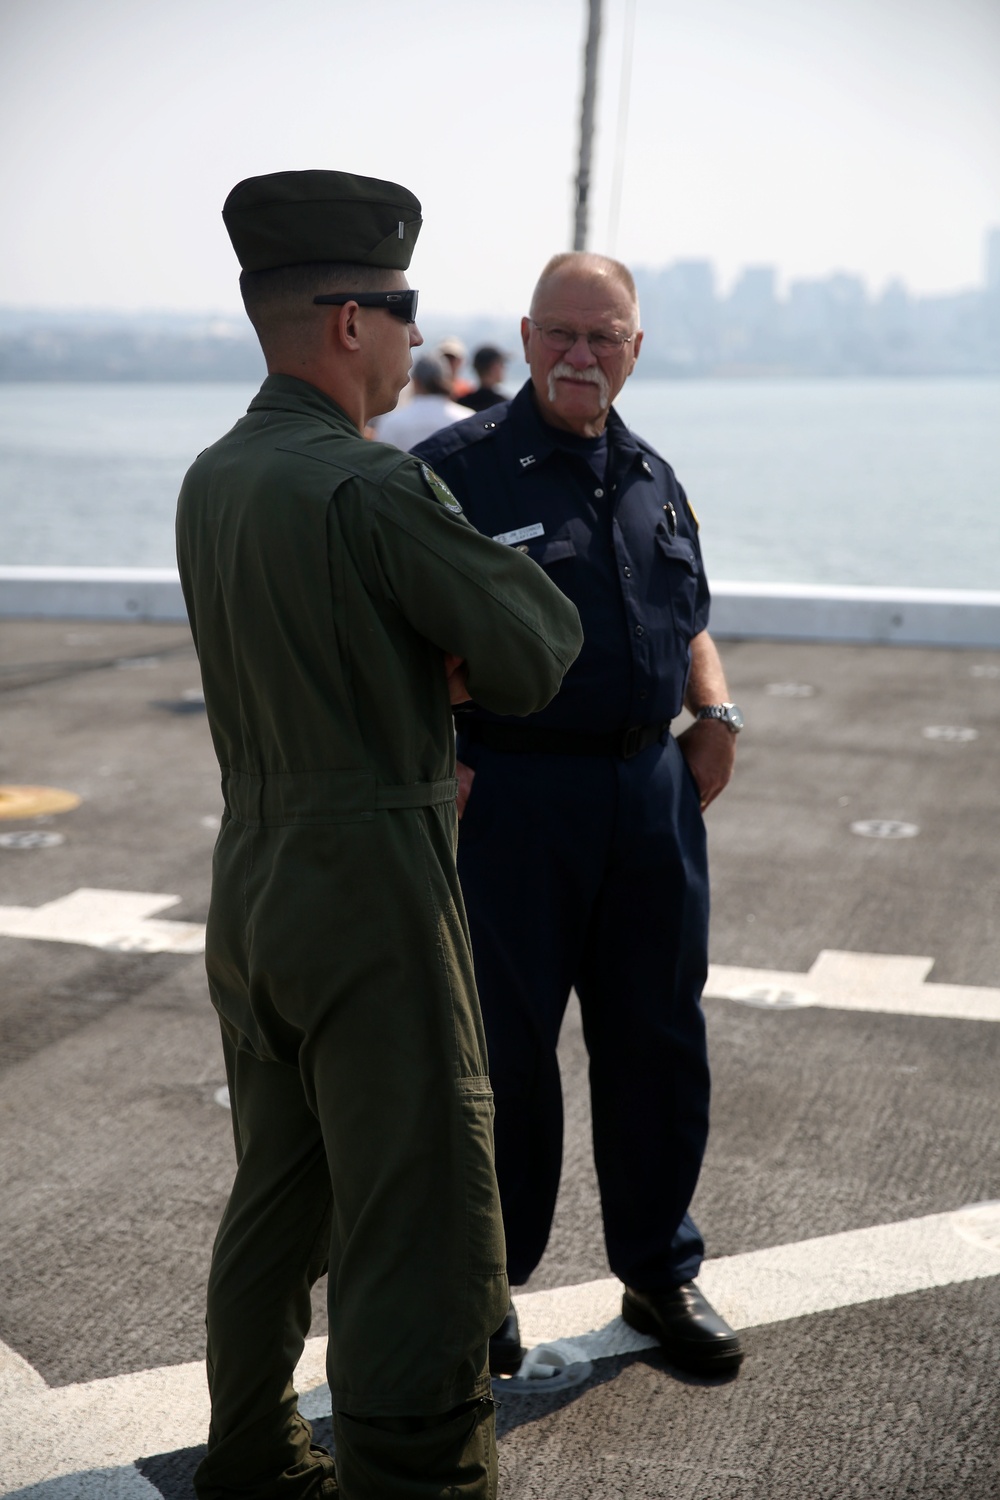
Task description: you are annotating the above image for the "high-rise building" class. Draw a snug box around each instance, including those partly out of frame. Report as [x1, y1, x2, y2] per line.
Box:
[985, 227, 1000, 292]
[728, 266, 778, 319]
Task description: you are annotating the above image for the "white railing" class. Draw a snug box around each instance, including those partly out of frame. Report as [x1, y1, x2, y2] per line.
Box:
[2, 566, 999, 648]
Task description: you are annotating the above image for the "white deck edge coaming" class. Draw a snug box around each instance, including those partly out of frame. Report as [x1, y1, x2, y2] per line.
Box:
[2, 567, 1000, 647]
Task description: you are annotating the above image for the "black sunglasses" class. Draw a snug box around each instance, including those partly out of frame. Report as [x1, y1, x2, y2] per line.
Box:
[313, 289, 419, 323]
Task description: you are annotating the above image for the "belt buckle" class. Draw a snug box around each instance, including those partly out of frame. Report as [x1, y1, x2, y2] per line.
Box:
[621, 724, 643, 759]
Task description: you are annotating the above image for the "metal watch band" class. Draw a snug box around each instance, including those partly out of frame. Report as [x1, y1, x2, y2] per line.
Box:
[695, 702, 744, 733]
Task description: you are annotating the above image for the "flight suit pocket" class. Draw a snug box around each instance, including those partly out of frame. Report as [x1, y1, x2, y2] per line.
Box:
[455, 1076, 506, 1277]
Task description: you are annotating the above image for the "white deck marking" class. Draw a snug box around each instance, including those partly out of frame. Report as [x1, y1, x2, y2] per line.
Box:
[3, 1204, 998, 1494]
[515, 1201, 1000, 1360]
[0, 1333, 328, 1496]
[0, 1339, 48, 1400]
[0, 889, 205, 955]
[1, 906, 996, 1029]
[706, 950, 1000, 1023]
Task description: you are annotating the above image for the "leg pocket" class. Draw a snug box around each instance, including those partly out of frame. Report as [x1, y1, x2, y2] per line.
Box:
[455, 1077, 507, 1278]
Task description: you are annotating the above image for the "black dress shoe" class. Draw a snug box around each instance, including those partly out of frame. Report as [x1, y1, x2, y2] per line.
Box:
[488, 1300, 525, 1376]
[622, 1282, 743, 1377]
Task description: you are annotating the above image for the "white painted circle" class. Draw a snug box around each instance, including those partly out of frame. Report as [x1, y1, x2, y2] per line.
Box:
[182, 688, 206, 704]
[200, 815, 219, 829]
[850, 820, 920, 839]
[922, 725, 978, 742]
[950, 1201, 1000, 1254]
[0, 830, 65, 850]
[969, 664, 1000, 679]
[765, 682, 815, 697]
[214, 1086, 231, 1110]
[725, 985, 815, 1010]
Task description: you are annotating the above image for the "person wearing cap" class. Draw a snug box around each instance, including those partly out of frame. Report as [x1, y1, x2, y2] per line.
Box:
[435, 336, 474, 398]
[457, 347, 509, 413]
[414, 251, 744, 1385]
[377, 353, 470, 450]
[176, 171, 582, 1500]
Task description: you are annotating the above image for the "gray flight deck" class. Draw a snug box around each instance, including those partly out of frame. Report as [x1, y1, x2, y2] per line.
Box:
[1, 617, 998, 1499]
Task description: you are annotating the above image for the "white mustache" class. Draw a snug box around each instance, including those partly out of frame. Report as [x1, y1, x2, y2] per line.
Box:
[546, 361, 611, 408]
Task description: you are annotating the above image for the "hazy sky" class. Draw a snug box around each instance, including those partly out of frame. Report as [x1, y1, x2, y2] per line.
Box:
[1, 0, 998, 318]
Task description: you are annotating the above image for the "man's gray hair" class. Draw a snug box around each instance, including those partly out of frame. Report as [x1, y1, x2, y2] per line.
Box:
[531, 251, 639, 319]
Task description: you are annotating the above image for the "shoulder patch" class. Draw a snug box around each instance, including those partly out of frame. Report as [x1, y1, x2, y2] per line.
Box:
[419, 463, 463, 514]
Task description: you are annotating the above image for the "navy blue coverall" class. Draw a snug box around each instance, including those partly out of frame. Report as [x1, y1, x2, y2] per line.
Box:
[414, 383, 712, 1291]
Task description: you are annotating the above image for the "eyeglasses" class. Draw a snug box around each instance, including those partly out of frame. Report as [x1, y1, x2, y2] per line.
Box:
[313, 289, 419, 324]
[529, 320, 634, 356]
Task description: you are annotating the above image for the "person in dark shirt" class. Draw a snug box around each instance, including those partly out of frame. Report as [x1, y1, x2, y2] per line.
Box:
[414, 250, 745, 1383]
[457, 344, 509, 412]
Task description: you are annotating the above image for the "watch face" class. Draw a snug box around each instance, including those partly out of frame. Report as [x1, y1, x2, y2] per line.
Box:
[727, 704, 744, 731]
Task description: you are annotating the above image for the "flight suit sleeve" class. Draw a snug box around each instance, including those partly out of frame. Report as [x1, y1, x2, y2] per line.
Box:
[367, 461, 583, 717]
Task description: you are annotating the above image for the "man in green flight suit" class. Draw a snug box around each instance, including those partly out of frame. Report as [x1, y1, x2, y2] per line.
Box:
[175, 170, 582, 1500]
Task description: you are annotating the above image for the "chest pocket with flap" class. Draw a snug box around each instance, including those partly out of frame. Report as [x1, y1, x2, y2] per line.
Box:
[654, 528, 700, 638]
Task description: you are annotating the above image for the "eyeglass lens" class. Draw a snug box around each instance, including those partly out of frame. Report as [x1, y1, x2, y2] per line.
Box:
[535, 323, 629, 355]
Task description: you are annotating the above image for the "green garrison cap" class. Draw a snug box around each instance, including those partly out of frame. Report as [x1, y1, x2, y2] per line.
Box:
[222, 170, 422, 272]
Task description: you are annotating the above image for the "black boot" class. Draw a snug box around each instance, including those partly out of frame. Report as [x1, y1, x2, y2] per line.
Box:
[488, 1300, 525, 1376]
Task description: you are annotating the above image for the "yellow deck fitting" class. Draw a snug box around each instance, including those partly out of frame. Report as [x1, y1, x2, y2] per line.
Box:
[0, 785, 82, 819]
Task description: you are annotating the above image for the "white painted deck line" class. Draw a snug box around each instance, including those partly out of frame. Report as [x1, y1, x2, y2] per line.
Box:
[0, 1340, 328, 1497]
[514, 1202, 1000, 1354]
[1, 894, 998, 1028]
[0, 1339, 48, 1400]
[3, 567, 1000, 647]
[3, 1204, 998, 1494]
[0, 889, 205, 956]
[705, 949, 1000, 1024]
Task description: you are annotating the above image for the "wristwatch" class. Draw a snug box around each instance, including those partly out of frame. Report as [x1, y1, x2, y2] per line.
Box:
[695, 702, 744, 734]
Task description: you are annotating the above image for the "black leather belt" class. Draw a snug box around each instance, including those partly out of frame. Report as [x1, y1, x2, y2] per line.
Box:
[461, 719, 670, 760]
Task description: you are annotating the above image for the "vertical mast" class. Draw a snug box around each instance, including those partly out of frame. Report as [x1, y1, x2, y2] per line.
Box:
[607, 0, 636, 254]
[572, 0, 602, 251]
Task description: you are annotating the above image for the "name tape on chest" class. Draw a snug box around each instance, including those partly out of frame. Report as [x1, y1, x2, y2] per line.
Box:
[419, 464, 463, 514]
[492, 522, 545, 546]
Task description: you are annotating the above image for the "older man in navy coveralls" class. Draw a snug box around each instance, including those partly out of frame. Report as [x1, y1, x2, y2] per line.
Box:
[414, 251, 745, 1377]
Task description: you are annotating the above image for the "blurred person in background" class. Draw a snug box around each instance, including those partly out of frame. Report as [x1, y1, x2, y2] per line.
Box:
[378, 353, 470, 450]
[436, 334, 474, 398]
[457, 345, 509, 412]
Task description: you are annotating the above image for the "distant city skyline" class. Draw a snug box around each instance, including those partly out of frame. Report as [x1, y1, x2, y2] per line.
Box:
[633, 225, 1000, 300]
[3, 225, 997, 322]
[1, 0, 998, 317]
[4, 230, 998, 381]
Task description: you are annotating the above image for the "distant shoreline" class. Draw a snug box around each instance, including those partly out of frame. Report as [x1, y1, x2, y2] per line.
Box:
[2, 285, 998, 380]
[3, 368, 1000, 385]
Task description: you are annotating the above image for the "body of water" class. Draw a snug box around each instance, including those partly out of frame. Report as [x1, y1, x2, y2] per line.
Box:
[2, 378, 998, 590]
